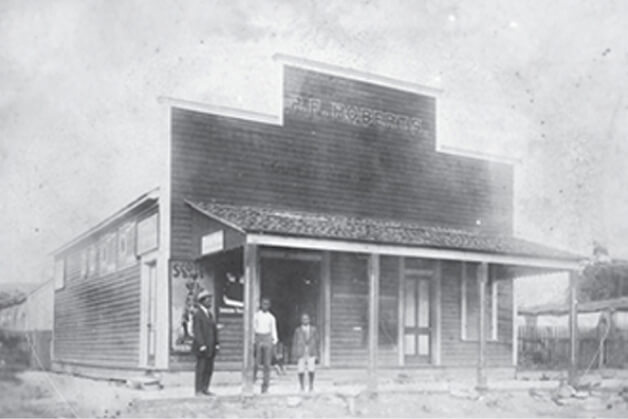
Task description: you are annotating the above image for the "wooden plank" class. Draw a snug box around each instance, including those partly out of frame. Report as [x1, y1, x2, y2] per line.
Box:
[322, 251, 331, 367]
[260, 248, 323, 261]
[242, 244, 258, 394]
[53, 264, 141, 367]
[403, 268, 434, 277]
[368, 254, 380, 392]
[476, 262, 488, 391]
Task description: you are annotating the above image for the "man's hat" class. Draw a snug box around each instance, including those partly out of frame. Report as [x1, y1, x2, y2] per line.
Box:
[197, 289, 212, 302]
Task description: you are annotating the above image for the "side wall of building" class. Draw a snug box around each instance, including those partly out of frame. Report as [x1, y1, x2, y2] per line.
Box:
[53, 203, 158, 369]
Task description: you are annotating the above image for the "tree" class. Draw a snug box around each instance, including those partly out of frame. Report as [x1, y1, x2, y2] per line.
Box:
[579, 242, 628, 302]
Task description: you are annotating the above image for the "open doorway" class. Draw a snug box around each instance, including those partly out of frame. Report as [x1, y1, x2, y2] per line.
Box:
[260, 256, 321, 364]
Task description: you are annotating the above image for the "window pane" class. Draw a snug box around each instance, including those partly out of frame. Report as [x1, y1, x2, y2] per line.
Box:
[404, 334, 416, 355]
[418, 335, 430, 355]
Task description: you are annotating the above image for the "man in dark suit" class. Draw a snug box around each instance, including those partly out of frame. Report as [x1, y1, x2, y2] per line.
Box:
[192, 289, 219, 396]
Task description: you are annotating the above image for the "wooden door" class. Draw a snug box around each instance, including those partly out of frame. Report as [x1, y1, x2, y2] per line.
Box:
[403, 272, 431, 363]
[145, 262, 158, 366]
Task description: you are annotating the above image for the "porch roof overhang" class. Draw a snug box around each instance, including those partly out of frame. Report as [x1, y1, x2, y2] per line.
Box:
[186, 201, 583, 271]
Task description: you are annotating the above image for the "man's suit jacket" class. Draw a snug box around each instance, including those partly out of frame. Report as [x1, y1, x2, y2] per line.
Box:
[292, 325, 319, 360]
[192, 307, 219, 358]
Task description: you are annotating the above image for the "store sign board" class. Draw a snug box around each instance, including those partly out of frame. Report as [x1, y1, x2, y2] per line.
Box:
[284, 94, 430, 139]
[282, 66, 435, 143]
[201, 231, 224, 256]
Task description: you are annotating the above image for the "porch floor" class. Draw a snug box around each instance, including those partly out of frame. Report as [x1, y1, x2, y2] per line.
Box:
[155, 366, 518, 397]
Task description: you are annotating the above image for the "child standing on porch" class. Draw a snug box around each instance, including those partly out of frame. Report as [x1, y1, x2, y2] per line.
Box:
[292, 313, 319, 392]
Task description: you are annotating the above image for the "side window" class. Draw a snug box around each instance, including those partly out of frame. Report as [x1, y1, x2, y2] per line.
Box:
[99, 233, 117, 276]
[87, 245, 98, 277]
[80, 250, 88, 278]
[54, 258, 65, 290]
[117, 222, 137, 268]
[137, 213, 158, 255]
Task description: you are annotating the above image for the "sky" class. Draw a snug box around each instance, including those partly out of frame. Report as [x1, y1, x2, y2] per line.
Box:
[1, 0, 627, 305]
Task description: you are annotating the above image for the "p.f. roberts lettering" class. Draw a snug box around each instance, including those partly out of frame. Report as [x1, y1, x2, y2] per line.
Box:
[285, 94, 429, 139]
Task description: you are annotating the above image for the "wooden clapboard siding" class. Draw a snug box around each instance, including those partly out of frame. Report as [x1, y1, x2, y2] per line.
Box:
[53, 203, 156, 370]
[497, 276, 514, 345]
[169, 66, 514, 260]
[330, 253, 368, 366]
[440, 261, 512, 366]
[216, 313, 243, 365]
[54, 265, 141, 367]
[328, 253, 401, 367]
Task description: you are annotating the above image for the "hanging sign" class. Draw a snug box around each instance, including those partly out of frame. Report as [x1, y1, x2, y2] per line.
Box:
[201, 230, 224, 256]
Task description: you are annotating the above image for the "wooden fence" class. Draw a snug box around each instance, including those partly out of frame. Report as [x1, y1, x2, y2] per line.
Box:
[518, 326, 628, 369]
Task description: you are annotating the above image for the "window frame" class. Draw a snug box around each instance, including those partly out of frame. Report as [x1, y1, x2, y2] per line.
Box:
[54, 257, 65, 290]
[117, 221, 137, 269]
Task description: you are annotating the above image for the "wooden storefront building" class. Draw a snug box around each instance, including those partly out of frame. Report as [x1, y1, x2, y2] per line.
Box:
[52, 55, 581, 389]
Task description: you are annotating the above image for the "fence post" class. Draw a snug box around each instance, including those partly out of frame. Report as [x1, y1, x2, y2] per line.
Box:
[568, 270, 579, 387]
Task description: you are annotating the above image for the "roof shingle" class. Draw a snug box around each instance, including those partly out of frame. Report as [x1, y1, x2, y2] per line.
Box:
[189, 201, 581, 261]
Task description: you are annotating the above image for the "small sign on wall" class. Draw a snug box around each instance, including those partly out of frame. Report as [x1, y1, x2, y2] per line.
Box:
[201, 231, 224, 256]
[170, 260, 214, 353]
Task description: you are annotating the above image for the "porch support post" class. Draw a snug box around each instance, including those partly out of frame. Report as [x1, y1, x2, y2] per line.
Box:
[322, 251, 331, 367]
[476, 262, 488, 391]
[432, 260, 442, 366]
[568, 270, 579, 386]
[367, 253, 380, 393]
[242, 243, 259, 395]
[397, 257, 405, 366]
[512, 276, 518, 367]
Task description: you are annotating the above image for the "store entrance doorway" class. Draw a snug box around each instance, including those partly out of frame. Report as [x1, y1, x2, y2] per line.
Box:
[260, 255, 321, 364]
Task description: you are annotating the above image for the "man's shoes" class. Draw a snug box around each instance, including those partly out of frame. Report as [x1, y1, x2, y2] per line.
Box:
[202, 390, 215, 396]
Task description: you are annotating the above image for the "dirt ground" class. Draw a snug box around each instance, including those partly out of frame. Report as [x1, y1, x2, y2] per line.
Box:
[2, 371, 628, 418]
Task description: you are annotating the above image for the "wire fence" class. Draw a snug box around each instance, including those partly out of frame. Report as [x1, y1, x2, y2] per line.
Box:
[518, 325, 628, 369]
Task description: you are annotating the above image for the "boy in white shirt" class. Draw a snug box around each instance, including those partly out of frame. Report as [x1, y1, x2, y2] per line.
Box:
[253, 297, 277, 393]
